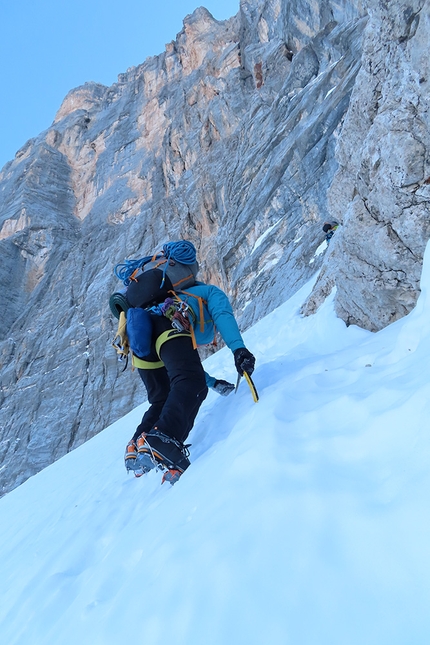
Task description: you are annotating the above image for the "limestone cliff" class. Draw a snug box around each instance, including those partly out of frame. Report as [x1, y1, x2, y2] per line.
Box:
[2, 0, 427, 496]
[302, 0, 430, 329]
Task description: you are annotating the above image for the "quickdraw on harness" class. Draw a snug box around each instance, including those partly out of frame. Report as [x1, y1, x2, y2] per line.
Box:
[149, 290, 215, 351]
[151, 295, 194, 333]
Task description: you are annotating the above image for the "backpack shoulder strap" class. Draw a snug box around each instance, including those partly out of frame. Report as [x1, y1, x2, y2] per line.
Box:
[177, 289, 217, 346]
[178, 289, 207, 334]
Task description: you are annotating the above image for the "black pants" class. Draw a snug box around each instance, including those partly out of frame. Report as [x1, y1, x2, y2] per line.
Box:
[132, 315, 208, 444]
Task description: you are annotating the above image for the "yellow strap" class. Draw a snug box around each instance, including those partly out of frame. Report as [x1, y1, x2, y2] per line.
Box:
[155, 329, 192, 357]
[132, 354, 164, 369]
[131, 329, 192, 370]
[112, 311, 129, 358]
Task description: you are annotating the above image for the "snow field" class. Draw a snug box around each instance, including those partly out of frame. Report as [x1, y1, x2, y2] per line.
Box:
[1, 247, 430, 644]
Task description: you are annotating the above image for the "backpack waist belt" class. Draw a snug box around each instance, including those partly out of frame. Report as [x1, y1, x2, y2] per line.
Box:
[131, 328, 192, 370]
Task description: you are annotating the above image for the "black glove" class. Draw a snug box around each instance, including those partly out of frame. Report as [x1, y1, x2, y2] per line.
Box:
[234, 347, 256, 376]
[212, 379, 235, 397]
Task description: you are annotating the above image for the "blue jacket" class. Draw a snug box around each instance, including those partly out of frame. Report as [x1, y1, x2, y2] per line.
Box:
[177, 282, 245, 353]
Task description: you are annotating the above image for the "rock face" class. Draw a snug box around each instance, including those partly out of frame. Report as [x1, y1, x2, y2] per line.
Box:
[302, 0, 430, 329]
[1, 0, 427, 496]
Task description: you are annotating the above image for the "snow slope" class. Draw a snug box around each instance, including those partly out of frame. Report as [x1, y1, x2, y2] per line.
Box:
[1, 247, 430, 645]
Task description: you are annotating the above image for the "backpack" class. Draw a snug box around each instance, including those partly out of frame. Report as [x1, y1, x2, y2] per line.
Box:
[109, 240, 199, 319]
[110, 240, 208, 367]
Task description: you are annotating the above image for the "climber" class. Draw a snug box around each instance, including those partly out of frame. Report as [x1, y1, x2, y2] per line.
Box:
[322, 220, 339, 244]
[114, 241, 256, 484]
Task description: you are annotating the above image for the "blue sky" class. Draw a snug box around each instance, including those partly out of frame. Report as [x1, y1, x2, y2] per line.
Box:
[0, 0, 239, 170]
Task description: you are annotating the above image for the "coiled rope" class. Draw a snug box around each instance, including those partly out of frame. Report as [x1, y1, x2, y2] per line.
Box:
[114, 240, 197, 286]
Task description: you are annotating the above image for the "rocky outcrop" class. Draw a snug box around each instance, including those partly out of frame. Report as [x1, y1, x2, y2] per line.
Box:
[302, 0, 430, 330]
[0, 0, 394, 496]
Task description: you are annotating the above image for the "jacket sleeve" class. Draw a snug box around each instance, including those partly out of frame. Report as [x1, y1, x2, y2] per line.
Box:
[205, 285, 245, 353]
[204, 371, 216, 388]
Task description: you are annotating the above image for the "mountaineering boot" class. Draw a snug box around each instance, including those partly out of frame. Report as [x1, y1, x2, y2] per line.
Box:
[124, 440, 149, 477]
[136, 429, 191, 483]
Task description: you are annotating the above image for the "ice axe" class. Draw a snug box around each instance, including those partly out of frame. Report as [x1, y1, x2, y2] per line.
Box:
[235, 370, 259, 402]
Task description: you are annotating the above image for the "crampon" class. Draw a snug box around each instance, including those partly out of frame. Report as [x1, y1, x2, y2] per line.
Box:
[125, 431, 190, 484]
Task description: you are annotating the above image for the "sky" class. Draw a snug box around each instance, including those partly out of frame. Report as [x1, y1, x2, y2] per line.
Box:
[1, 239, 430, 644]
[0, 0, 240, 171]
